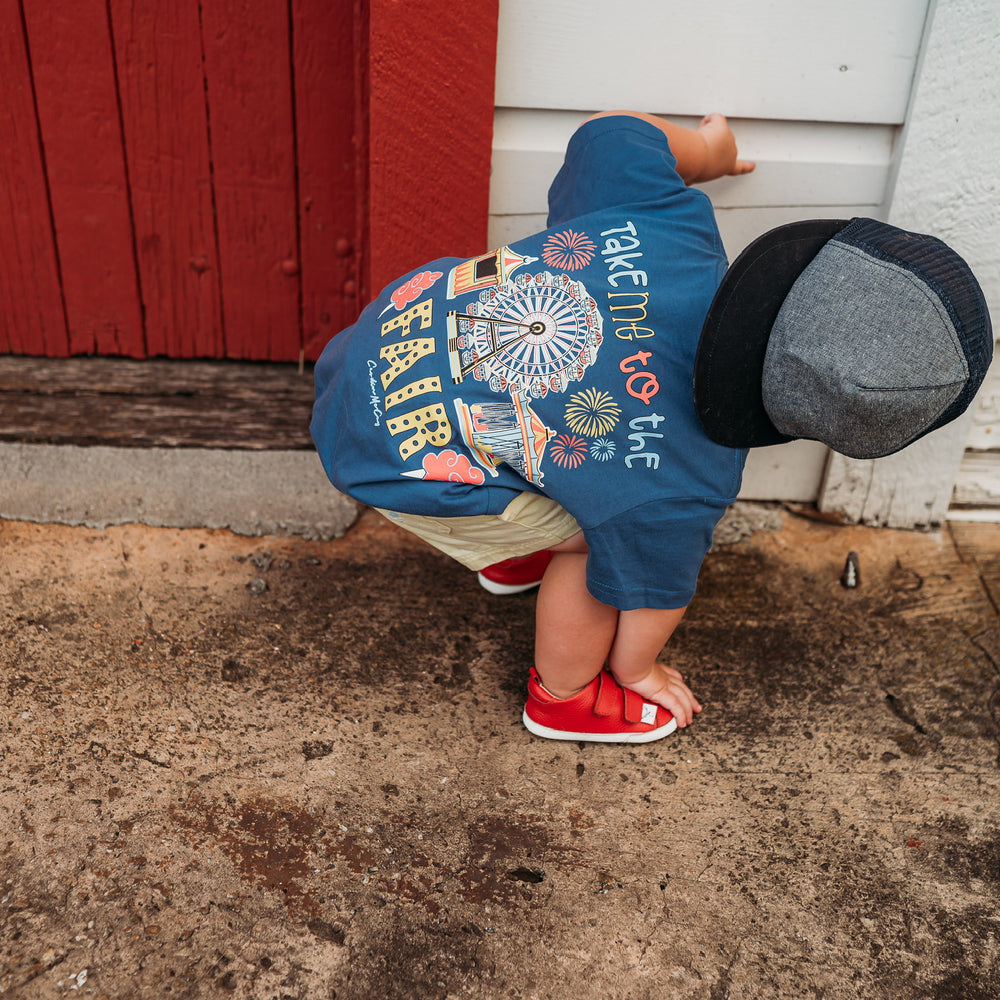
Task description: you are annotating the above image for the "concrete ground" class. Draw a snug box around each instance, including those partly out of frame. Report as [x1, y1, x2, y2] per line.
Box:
[1, 505, 998, 999]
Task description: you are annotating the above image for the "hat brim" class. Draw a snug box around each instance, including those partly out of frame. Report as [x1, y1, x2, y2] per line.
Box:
[694, 218, 851, 449]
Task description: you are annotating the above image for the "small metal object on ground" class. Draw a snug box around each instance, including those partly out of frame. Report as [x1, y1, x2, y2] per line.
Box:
[841, 550, 861, 588]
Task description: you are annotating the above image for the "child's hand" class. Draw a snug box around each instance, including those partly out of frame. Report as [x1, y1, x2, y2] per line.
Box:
[613, 663, 703, 728]
[694, 113, 756, 182]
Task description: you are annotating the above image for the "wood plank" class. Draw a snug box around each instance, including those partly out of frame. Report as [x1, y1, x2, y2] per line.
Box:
[109, 0, 224, 358]
[944, 520, 1000, 621]
[292, 0, 362, 360]
[948, 519, 1000, 569]
[22, 0, 145, 356]
[495, 0, 928, 124]
[200, 0, 300, 361]
[490, 111, 894, 216]
[952, 451, 1000, 508]
[740, 441, 829, 503]
[711, 206, 883, 261]
[820, 415, 973, 529]
[964, 353, 1000, 451]
[0, 0, 68, 356]
[0, 357, 313, 449]
[366, 0, 498, 294]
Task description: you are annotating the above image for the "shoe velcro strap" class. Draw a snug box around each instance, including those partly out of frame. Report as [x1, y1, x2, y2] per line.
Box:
[622, 687, 648, 724]
[593, 672, 620, 717]
[594, 672, 650, 724]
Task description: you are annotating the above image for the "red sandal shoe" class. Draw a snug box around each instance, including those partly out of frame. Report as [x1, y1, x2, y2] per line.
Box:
[477, 551, 553, 595]
[523, 667, 677, 743]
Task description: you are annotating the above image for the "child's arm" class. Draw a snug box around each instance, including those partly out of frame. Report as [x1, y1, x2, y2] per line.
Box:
[585, 110, 755, 185]
[607, 606, 703, 727]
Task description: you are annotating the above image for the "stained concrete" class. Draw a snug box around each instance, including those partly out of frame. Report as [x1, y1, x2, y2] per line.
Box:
[0, 444, 358, 541]
[1, 507, 998, 999]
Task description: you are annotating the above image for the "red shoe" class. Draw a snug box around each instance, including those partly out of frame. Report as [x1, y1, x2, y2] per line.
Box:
[477, 551, 553, 595]
[523, 667, 677, 743]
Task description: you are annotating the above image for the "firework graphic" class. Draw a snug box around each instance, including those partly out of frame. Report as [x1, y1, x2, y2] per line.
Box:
[591, 437, 616, 462]
[549, 433, 588, 469]
[542, 230, 597, 271]
[565, 387, 622, 437]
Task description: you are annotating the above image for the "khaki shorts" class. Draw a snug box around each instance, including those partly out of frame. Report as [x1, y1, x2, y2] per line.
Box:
[373, 492, 581, 571]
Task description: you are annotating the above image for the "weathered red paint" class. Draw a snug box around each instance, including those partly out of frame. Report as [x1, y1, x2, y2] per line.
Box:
[294, 0, 364, 361]
[200, 0, 301, 361]
[0, 0, 499, 361]
[110, 0, 224, 358]
[23, 0, 145, 356]
[0, 0, 68, 356]
[366, 0, 499, 299]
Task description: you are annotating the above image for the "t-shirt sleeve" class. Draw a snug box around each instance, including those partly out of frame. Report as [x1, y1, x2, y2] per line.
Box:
[583, 498, 731, 611]
[546, 116, 689, 228]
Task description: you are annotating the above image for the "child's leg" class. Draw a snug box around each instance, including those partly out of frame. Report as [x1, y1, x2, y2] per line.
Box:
[533, 550, 618, 698]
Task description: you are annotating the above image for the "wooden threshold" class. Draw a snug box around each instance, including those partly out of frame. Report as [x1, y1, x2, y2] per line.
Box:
[0, 356, 315, 450]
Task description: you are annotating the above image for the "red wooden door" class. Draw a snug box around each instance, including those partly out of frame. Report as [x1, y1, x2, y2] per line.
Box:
[0, 0, 497, 362]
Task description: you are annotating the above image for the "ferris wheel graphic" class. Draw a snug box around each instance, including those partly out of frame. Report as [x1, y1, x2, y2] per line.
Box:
[446, 272, 603, 397]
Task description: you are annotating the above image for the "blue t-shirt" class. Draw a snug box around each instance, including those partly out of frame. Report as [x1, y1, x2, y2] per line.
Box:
[312, 116, 747, 609]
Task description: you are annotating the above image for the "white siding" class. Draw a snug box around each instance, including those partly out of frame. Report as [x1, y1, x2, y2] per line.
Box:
[494, 1, 927, 123]
[489, 111, 896, 255]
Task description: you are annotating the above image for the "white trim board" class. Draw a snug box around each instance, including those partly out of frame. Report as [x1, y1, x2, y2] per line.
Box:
[818, 0, 1000, 527]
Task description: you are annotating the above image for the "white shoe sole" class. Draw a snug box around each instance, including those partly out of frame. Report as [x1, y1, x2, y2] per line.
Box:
[522, 710, 678, 743]
[477, 573, 542, 595]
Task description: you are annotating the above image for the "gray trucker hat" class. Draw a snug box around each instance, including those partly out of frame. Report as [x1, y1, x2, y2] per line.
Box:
[693, 217, 993, 459]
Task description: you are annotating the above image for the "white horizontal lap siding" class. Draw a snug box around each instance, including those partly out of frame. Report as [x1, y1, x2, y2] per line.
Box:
[494, 0, 926, 124]
[490, 111, 896, 257]
[489, 0, 931, 505]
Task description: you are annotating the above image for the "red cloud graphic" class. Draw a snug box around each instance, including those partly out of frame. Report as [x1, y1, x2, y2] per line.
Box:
[421, 450, 486, 485]
[390, 270, 443, 310]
